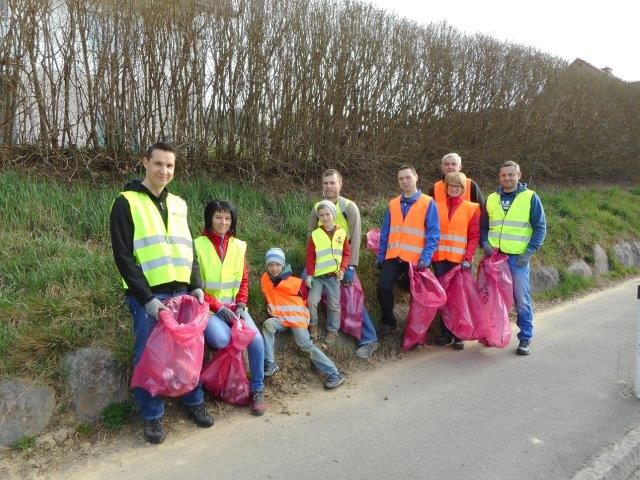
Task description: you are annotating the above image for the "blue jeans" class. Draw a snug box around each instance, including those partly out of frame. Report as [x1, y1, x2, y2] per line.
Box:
[262, 317, 339, 377]
[204, 310, 264, 392]
[127, 292, 204, 420]
[307, 275, 341, 332]
[507, 254, 533, 341]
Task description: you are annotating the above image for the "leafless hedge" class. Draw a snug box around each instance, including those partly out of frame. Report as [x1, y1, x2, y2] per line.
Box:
[0, 0, 638, 182]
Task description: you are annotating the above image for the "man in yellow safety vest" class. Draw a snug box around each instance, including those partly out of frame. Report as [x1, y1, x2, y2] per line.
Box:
[110, 142, 212, 444]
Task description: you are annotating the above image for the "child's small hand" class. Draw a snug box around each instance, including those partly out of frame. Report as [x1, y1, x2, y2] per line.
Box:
[337, 270, 344, 281]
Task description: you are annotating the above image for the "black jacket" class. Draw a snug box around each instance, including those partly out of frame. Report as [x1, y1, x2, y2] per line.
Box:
[109, 179, 202, 305]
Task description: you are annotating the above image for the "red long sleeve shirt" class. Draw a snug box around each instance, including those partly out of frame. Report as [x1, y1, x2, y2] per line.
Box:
[201, 229, 249, 313]
[446, 196, 480, 262]
[306, 225, 351, 276]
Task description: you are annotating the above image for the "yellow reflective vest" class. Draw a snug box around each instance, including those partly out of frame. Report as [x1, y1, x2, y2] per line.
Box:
[194, 236, 246, 304]
[120, 191, 193, 288]
[486, 189, 534, 255]
[311, 227, 346, 276]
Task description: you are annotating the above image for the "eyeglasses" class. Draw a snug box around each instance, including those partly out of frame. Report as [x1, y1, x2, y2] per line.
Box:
[447, 184, 463, 189]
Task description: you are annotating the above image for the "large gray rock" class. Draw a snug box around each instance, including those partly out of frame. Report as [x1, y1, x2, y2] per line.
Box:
[530, 266, 560, 295]
[631, 242, 640, 266]
[567, 260, 593, 279]
[611, 242, 636, 268]
[593, 244, 609, 274]
[63, 347, 128, 423]
[0, 380, 56, 446]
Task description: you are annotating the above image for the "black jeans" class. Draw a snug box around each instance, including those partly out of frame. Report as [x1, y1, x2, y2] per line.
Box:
[376, 258, 410, 326]
[432, 260, 459, 339]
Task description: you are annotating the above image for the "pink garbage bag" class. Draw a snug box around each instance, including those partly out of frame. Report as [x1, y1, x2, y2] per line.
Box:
[477, 252, 514, 348]
[439, 266, 489, 340]
[131, 295, 209, 397]
[402, 264, 448, 350]
[366, 228, 381, 255]
[340, 274, 364, 340]
[200, 318, 257, 406]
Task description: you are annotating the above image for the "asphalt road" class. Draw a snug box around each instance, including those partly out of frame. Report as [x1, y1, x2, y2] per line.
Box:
[57, 279, 640, 480]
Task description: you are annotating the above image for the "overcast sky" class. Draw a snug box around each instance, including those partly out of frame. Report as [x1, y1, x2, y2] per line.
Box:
[366, 0, 639, 82]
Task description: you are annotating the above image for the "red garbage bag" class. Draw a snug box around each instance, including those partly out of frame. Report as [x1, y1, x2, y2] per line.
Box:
[476, 252, 514, 348]
[366, 228, 381, 255]
[200, 318, 257, 406]
[131, 295, 209, 397]
[402, 264, 447, 350]
[340, 274, 364, 340]
[439, 266, 489, 340]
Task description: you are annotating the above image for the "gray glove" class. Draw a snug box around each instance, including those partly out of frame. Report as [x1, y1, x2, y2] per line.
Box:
[417, 260, 430, 271]
[144, 298, 168, 320]
[235, 302, 247, 319]
[190, 288, 205, 304]
[516, 251, 533, 267]
[216, 306, 238, 324]
[460, 260, 471, 270]
[482, 242, 495, 257]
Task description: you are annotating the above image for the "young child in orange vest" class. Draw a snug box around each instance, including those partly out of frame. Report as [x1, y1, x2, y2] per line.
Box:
[261, 248, 345, 390]
[305, 200, 350, 346]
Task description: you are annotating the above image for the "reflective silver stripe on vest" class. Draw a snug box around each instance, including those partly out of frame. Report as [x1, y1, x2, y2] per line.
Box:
[316, 259, 339, 270]
[204, 280, 242, 290]
[488, 220, 531, 228]
[133, 235, 193, 249]
[140, 256, 191, 272]
[388, 242, 423, 254]
[279, 315, 309, 323]
[315, 248, 333, 257]
[273, 305, 308, 312]
[441, 233, 467, 243]
[389, 226, 423, 237]
[436, 245, 466, 254]
[488, 231, 530, 242]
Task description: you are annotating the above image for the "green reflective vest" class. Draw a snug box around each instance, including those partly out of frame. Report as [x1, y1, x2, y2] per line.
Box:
[315, 197, 351, 235]
[486, 189, 534, 255]
[120, 191, 193, 288]
[194, 236, 246, 304]
[311, 227, 346, 276]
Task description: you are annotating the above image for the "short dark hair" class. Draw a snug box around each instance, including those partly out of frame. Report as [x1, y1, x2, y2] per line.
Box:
[145, 141, 176, 159]
[322, 168, 342, 180]
[398, 164, 417, 175]
[204, 200, 238, 236]
[500, 160, 520, 171]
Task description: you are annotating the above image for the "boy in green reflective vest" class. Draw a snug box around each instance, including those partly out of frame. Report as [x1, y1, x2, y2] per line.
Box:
[305, 200, 351, 346]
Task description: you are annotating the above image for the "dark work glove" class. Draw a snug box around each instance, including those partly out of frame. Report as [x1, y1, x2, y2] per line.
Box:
[417, 260, 430, 271]
[342, 266, 355, 285]
[216, 306, 238, 324]
[516, 251, 533, 267]
[376, 260, 383, 270]
[460, 260, 471, 270]
[482, 242, 495, 257]
[235, 302, 247, 319]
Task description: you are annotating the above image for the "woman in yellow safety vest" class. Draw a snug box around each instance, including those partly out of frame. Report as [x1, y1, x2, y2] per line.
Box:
[194, 200, 266, 416]
[432, 172, 480, 350]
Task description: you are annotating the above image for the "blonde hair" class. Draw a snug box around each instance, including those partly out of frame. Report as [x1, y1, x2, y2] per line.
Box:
[444, 171, 467, 195]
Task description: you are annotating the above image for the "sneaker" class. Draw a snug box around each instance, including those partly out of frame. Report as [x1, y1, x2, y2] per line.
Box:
[264, 361, 280, 377]
[355, 341, 379, 359]
[376, 324, 398, 339]
[517, 340, 531, 355]
[452, 338, 465, 350]
[183, 403, 214, 428]
[324, 372, 345, 390]
[308, 325, 318, 341]
[142, 418, 165, 444]
[435, 334, 453, 346]
[324, 330, 338, 346]
[250, 390, 267, 416]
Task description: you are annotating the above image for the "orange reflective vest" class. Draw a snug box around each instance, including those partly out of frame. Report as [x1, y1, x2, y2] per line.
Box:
[386, 194, 432, 263]
[433, 178, 472, 203]
[260, 273, 310, 328]
[433, 200, 479, 263]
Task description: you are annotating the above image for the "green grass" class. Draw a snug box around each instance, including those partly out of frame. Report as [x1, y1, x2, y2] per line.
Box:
[10, 436, 35, 451]
[1, 170, 639, 385]
[100, 401, 133, 429]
